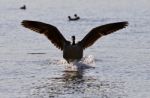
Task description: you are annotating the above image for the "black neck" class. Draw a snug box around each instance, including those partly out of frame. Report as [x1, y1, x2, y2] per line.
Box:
[72, 40, 75, 45]
[72, 36, 75, 45]
[68, 16, 71, 20]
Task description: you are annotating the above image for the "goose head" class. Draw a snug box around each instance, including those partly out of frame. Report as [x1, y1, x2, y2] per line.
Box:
[72, 36, 75, 45]
[74, 14, 77, 17]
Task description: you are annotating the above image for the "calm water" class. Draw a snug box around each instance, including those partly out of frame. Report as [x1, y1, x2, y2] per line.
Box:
[0, 0, 150, 98]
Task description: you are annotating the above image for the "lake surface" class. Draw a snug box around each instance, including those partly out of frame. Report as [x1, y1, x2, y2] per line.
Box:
[0, 0, 150, 98]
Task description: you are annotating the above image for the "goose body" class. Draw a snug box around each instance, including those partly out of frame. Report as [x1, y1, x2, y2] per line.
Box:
[21, 20, 128, 63]
[63, 44, 83, 62]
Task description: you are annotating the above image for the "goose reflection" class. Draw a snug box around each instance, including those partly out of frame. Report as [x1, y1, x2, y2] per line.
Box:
[30, 68, 120, 98]
[58, 69, 90, 94]
[62, 69, 84, 82]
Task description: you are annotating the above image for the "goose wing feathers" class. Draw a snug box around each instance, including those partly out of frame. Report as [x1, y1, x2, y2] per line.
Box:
[22, 20, 69, 50]
[78, 21, 128, 49]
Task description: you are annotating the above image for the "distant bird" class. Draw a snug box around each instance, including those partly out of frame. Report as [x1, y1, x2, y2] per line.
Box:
[20, 5, 26, 10]
[21, 20, 128, 63]
[68, 14, 80, 21]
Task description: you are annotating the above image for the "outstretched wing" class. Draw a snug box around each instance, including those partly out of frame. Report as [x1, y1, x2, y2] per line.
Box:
[21, 20, 70, 50]
[78, 21, 128, 49]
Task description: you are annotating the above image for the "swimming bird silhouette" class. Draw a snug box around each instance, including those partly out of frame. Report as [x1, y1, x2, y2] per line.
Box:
[20, 5, 26, 10]
[68, 14, 80, 21]
[21, 20, 128, 63]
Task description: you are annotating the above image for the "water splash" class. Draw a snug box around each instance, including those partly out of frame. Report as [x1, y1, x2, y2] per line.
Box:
[81, 55, 95, 65]
[57, 55, 95, 71]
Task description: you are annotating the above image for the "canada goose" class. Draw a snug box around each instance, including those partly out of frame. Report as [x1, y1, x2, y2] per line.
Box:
[21, 20, 128, 63]
[68, 15, 80, 21]
[20, 5, 26, 10]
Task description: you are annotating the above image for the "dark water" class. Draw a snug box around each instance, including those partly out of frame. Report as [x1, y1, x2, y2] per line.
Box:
[0, 0, 150, 98]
